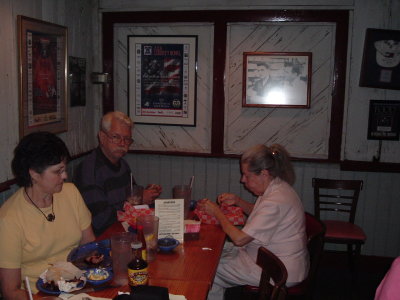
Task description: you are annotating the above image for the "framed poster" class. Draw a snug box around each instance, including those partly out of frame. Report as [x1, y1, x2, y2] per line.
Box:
[243, 52, 312, 108]
[69, 56, 86, 107]
[18, 15, 68, 137]
[367, 100, 400, 140]
[359, 28, 400, 90]
[128, 35, 198, 126]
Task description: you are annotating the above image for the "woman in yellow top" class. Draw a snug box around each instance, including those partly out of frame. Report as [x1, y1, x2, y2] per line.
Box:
[0, 132, 95, 299]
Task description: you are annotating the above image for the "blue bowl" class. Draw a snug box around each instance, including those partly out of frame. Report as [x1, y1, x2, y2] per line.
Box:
[157, 238, 179, 253]
[84, 268, 112, 285]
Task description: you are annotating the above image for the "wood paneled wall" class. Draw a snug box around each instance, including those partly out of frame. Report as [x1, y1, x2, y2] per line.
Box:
[123, 153, 400, 257]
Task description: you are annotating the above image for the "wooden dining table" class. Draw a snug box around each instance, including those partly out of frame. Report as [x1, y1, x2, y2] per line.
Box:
[34, 221, 226, 299]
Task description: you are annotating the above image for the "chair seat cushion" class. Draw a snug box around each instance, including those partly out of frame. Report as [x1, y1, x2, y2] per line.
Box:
[287, 280, 306, 295]
[324, 220, 366, 241]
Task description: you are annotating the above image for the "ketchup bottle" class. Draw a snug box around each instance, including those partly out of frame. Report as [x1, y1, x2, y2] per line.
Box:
[137, 225, 147, 261]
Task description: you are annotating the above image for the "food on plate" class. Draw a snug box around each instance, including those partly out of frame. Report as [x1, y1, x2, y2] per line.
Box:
[86, 268, 109, 281]
[40, 261, 85, 293]
[45, 261, 84, 282]
[84, 251, 105, 265]
[68, 244, 112, 270]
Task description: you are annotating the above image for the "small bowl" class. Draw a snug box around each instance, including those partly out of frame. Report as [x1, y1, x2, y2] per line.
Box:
[84, 268, 112, 285]
[157, 238, 179, 253]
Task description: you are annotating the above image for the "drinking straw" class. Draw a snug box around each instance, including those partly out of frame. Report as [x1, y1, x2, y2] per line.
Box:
[130, 172, 133, 191]
[189, 175, 195, 190]
[25, 276, 33, 300]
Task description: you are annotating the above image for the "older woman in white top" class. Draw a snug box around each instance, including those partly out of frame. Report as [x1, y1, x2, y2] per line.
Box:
[197, 144, 309, 300]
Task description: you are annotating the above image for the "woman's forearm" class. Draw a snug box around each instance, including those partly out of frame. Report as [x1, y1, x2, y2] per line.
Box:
[235, 197, 255, 215]
[214, 210, 253, 247]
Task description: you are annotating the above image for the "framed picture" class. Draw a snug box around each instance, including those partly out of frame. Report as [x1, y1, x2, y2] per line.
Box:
[69, 56, 86, 107]
[18, 15, 68, 137]
[128, 35, 198, 126]
[367, 100, 400, 140]
[359, 28, 400, 90]
[242, 52, 312, 108]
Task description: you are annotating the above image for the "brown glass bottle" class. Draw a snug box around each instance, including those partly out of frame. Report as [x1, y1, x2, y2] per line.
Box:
[137, 224, 147, 261]
[128, 241, 148, 287]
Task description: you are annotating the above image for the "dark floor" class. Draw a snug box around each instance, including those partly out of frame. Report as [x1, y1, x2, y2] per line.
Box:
[313, 251, 394, 300]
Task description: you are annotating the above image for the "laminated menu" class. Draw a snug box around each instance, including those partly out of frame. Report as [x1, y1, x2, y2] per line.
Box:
[155, 199, 184, 243]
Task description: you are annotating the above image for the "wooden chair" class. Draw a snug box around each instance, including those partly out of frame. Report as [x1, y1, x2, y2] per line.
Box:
[232, 213, 325, 300]
[312, 178, 366, 270]
[224, 246, 288, 300]
[286, 212, 326, 300]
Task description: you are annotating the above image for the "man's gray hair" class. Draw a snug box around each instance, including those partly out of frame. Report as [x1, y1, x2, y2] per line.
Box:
[100, 111, 133, 132]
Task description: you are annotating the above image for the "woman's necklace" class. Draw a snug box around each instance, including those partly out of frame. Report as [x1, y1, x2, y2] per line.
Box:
[25, 188, 55, 222]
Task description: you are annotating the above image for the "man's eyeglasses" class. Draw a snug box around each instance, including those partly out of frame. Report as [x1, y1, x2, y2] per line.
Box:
[103, 131, 133, 145]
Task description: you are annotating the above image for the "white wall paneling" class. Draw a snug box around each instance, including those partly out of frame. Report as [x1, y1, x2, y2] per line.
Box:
[225, 22, 335, 158]
[1, 0, 400, 259]
[114, 23, 214, 153]
[125, 152, 400, 257]
[0, 0, 100, 184]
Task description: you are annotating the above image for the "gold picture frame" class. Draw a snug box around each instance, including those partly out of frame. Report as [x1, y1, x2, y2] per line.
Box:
[18, 15, 68, 137]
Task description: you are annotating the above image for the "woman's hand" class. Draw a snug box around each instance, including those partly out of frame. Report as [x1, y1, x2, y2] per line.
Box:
[197, 198, 221, 217]
[198, 198, 254, 247]
[143, 184, 162, 204]
[217, 193, 240, 206]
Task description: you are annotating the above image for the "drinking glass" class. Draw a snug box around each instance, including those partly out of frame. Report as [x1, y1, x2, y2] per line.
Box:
[173, 184, 191, 219]
[136, 215, 159, 262]
[110, 232, 134, 285]
[126, 185, 144, 205]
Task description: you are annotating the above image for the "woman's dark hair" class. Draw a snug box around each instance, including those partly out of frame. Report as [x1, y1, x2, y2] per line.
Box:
[11, 131, 70, 187]
[241, 144, 295, 185]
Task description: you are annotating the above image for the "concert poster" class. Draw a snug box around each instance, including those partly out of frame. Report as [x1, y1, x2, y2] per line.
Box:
[27, 31, 62, 126]
[128, 36, 197, 126]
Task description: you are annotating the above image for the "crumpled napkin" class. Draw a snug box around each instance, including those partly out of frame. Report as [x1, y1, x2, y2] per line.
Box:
[39, 262, 86, 293]
[59, 293, 111, 300]
[118, 291, 187, 300]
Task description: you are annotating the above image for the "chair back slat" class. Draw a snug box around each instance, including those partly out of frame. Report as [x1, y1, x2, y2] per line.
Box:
[256, 247, 288, 300]
[312, 178, 363, 223]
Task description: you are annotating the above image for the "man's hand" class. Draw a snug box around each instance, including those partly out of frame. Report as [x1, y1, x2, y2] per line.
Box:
[143, 184, 162, 204]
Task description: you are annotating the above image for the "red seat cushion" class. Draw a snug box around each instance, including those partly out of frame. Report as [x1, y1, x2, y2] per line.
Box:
[324, 220, 366, 241]
[245, 280, 307, 296]
[287, 280, 307, 295]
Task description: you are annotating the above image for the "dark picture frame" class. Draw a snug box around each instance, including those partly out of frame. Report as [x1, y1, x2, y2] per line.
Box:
[127, 35, 198, 126]
[18, 15, 68, 137]
[242, 52, 312, 108]
[69, 56, 86, 107]
[367, 100, 400, 140]
[359, 28, 400, 90]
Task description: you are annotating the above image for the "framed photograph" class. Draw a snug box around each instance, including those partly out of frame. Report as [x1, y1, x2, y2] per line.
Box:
[242, 52, 312, 108]
[69, 56, 86, 107]
[128, 35, 198, 126]
[367, 100, 400, 140]
[18, 15, 68, 137]
[359, 28, 400, 90]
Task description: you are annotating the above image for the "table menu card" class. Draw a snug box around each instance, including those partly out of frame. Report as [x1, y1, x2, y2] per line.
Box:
[155, 199, 184, 243]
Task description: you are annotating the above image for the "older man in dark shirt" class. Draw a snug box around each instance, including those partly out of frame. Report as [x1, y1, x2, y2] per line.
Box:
[74, 111, 161, 235]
